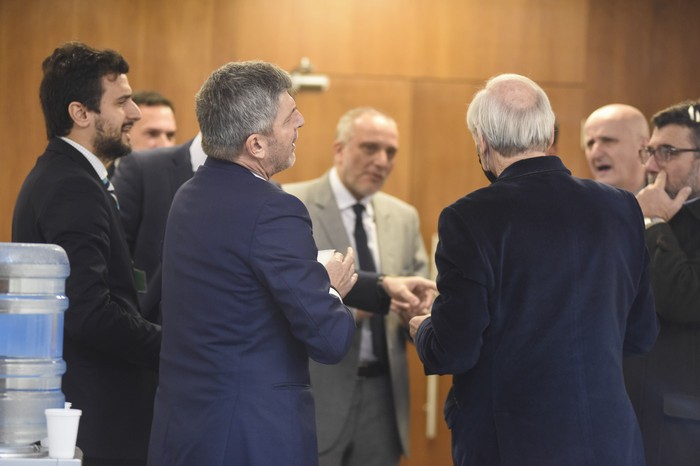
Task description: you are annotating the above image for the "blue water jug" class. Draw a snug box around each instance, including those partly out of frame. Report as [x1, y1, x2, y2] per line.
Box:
[0, 243, 69, 456]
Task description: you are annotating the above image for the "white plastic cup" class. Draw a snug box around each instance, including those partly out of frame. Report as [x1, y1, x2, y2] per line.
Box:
[44, 407, 82, 459]
[317, 249, 336, 264]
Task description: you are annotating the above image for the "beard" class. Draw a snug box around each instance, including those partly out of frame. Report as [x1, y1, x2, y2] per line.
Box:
[266, 137, 295, 176]
[657, 159, 700, 200]
[93, 118, 132, 162]
[676, 159, 700, 200]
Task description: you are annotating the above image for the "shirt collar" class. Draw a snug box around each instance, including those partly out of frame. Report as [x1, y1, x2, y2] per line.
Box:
[329, 167, 373, 214]
[59, 136, 108, 180]
[189, 132, 207, 172]
[496, 155, 570, 182]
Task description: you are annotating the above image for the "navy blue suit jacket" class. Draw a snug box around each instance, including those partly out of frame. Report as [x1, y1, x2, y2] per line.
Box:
[112, 143, 387, 323]
[415, 156, 658, 466]
[12, 138, 161, 461]
[112, 140, 194, 322]
[148, 158, 355, 466]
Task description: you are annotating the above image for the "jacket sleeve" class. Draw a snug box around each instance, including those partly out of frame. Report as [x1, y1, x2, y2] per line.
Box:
[623, 237, 659, 356]
[250, 192, 355, 364]
[344, 271, 391, 314]
[39, 174, 161, 371]
[415, 206, 491, 375]
[645, 221, 700, 323]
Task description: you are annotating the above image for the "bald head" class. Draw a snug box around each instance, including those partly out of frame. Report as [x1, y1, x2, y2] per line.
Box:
[583, 104, 648, 192]
[467, 74, 555, 158]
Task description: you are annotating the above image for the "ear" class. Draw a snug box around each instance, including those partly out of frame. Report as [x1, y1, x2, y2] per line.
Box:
[332, 140, 345, 165]
[478, 134, 490, 157]
[67, 101, 91, 129]
[245, 133, 266, 161]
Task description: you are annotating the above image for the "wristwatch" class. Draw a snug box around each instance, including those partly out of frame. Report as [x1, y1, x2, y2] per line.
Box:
[644, 217, 666, 228]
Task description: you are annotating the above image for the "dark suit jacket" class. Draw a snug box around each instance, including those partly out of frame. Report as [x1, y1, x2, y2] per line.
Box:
[148, 158, 356, 466]
[415, 156, 659, 466]
[624, 199, 700, 466]
[12, 138, 161, 460]
[112, 141, 194, 322]
[112, 141, 387, 322]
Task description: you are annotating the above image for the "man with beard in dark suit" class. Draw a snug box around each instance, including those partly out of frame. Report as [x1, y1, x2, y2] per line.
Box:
[12, 42, 161, 466]
[626, 100, 700, 466]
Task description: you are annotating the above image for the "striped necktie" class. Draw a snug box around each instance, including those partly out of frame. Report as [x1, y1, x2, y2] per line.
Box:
[101, 177, 120, 210]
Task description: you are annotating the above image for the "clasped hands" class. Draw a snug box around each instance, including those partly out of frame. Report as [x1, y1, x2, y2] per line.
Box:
[323, 247, 437, 325]
[383, 275, 437, 325]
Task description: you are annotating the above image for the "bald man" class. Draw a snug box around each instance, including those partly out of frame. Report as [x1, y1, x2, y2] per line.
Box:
[583, 104, 649, 192]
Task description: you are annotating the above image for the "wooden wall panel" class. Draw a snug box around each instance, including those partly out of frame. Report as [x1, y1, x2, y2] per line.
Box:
[1, 0, 81, 238]
[411, 82, 483, 246]
[584, 0, 700, 118]
[225, 0, 587, 82]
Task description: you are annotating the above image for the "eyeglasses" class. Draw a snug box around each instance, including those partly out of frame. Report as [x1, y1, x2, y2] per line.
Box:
[638, 145, 700, 165]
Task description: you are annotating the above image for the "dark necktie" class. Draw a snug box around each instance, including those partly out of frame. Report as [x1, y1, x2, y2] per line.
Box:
[352, 203, 388, 367]
[101, 177, 120, 210]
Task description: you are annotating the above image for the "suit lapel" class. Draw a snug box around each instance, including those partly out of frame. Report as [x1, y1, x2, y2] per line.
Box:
[50, 138, 102, 182]
[168, 141, 195, 197]
[310, 175, 352, 250]
[373, 194, 398, 274]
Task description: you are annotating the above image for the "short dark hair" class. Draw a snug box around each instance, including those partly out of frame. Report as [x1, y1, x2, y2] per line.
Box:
[652, 100, 700, 149]
[39, 41, 129, 139]
[132, 90, 174, 111]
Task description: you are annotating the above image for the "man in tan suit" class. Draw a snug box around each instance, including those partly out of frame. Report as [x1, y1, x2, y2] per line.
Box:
[285, 108, 430, 466]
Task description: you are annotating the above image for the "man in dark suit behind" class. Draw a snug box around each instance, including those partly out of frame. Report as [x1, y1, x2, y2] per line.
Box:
[147, 61, 358, 466]
[111, 136, 204, 321]
[410, 73, 659, 466]
[12, 42, 161, 466]
[626, 100, 700, 466]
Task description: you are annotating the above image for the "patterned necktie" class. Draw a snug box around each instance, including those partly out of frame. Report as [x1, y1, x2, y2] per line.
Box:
[352, 203, 388, 366]
[101, 177, 120, 210]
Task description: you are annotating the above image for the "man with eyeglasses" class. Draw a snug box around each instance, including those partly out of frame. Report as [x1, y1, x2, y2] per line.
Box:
[624, 100, 700, 466]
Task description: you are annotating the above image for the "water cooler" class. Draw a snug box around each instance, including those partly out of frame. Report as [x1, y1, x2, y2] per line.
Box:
[0, 243, 81, 465]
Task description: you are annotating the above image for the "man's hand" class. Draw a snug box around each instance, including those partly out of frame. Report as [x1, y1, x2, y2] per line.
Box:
[636, 170, 691, 220]
[382, 276, 437, 324]
[409, 314, 430, 340]
[324, 247, 358, 298]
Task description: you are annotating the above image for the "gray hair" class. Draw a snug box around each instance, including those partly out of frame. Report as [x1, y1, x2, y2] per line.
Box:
[195, 61, 293, 161]
[335, 107, 396, 145]
[466, 74, 556, 157]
